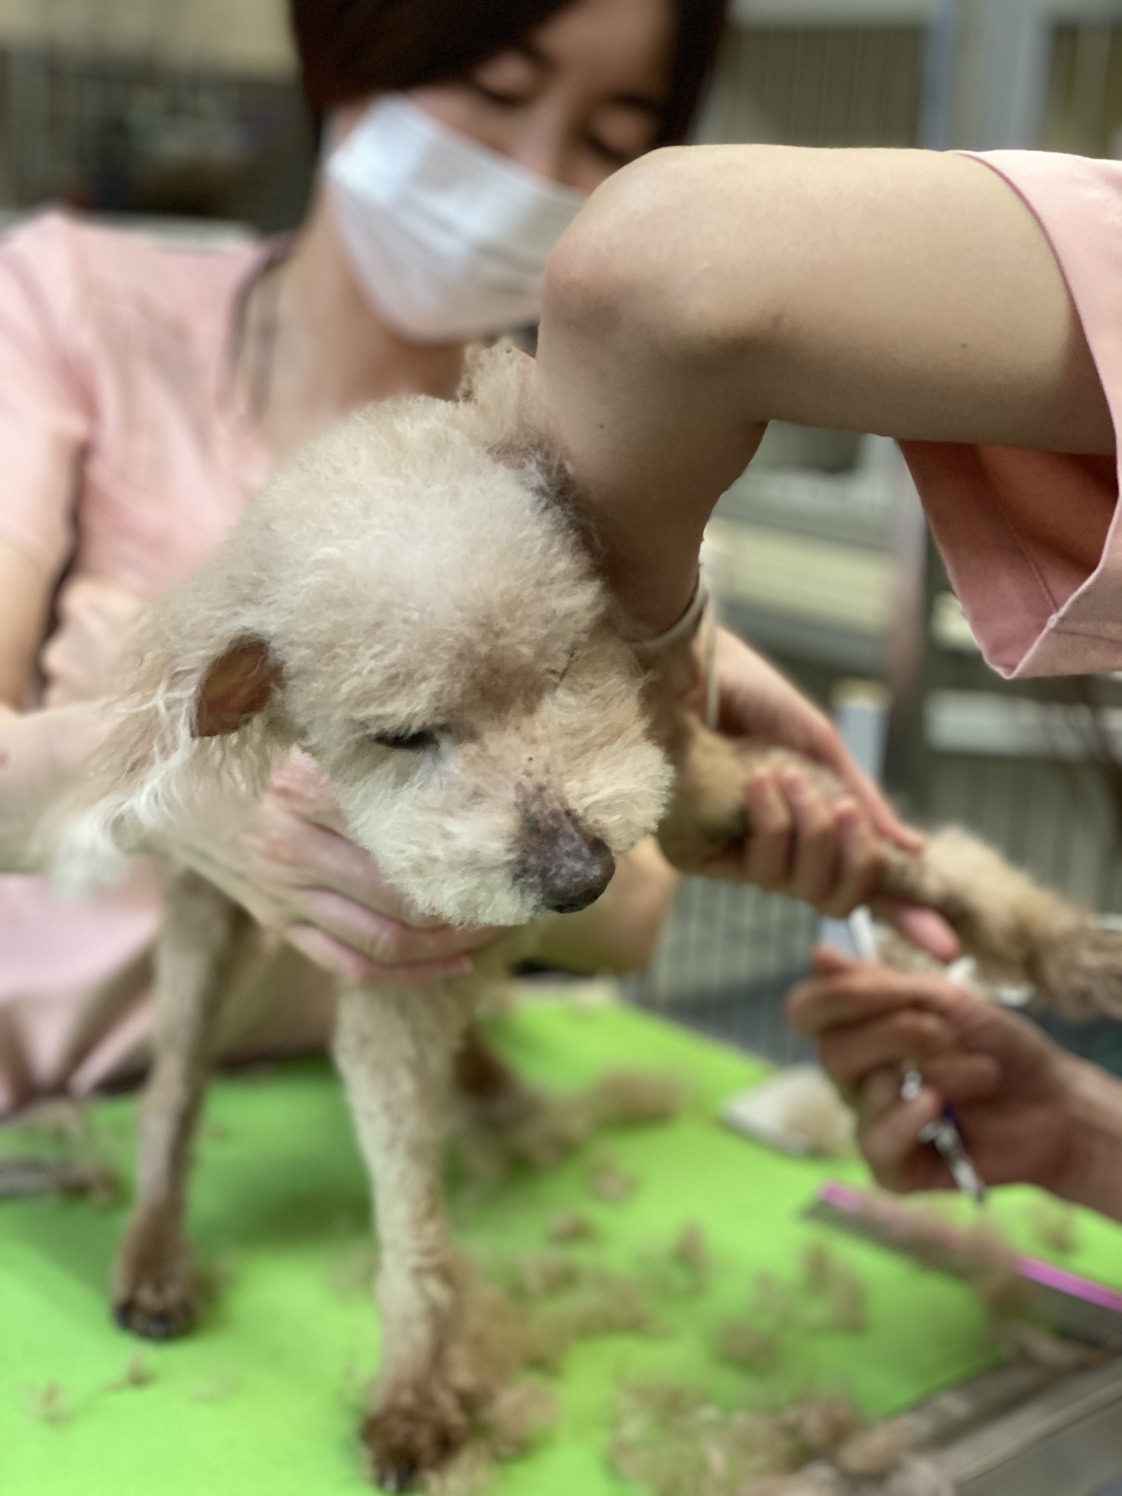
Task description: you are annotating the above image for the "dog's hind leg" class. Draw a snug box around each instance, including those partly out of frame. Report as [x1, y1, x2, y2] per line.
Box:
[454, 1021, 547, 1129]
[334, 984, 480, 1490]
[114, 869, 247, 1339]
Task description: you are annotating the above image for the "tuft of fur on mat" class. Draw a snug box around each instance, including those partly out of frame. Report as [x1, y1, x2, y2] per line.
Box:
[716, 1240, 869, 1373]
[451, 1068, 684, 1190]
[608, 1383, 953, 1496]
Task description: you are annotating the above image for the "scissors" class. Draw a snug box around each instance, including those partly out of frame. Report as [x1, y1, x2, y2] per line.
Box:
[845, 907, 987, 1205]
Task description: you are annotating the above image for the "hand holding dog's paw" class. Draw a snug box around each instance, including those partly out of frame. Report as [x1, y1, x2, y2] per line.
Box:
[702, 629, 918, 852]
[666, 628, 958, 960]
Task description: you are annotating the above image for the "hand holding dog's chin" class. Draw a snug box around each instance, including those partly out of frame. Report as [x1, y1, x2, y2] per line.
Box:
[155, 750, 503, 988]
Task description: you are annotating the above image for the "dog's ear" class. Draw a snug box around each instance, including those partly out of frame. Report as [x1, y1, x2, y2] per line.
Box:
[193, 638, 281, 738]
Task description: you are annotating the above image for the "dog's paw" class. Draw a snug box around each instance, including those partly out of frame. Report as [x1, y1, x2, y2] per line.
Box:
[113, 1280, 195, 1340]
[113, 1257, 196, 1339]
[113, 1212, 197, 1340]
[362, 1382, 471, 1491]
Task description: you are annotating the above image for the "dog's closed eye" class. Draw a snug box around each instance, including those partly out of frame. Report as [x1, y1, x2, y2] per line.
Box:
[546, 648, 578, 688]
[367, 727, 440, 752]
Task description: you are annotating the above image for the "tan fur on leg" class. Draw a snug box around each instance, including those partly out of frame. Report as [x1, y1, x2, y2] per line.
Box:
[334, 979, 502, 1489]
[115, 870, 251, 1338]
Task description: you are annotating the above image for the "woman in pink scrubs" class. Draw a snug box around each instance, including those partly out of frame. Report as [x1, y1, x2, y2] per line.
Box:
[0, 0, 747, 1112]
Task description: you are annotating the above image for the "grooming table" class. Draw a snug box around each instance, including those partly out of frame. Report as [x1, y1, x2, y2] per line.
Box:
[4, 995, 1122, 1496]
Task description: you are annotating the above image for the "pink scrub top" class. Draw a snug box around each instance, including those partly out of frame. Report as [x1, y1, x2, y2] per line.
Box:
[903, 150, 1122, 678]
[0, 212, 330, 1112]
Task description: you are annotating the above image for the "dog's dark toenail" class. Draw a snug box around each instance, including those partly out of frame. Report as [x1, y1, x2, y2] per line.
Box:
[114, 1303, 188, 1341]
[379, 1460, 418, 1492]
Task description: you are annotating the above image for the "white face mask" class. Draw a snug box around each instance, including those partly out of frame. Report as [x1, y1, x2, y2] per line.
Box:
[325, 94, 588, 344]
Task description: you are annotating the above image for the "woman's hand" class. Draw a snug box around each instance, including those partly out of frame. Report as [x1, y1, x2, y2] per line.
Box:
[678, 627, 957, 959]
[161, 749, 504, 986]
[787, 947, 1122, 1215]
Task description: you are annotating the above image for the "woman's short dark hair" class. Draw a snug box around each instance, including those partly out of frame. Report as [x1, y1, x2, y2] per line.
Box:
[290, 0, 726, 145]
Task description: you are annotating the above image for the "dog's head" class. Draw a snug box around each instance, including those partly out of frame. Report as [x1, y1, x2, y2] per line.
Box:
[69, 346, 672, 927]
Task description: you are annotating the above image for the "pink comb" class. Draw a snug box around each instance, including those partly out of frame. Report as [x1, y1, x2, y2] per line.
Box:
[809, 1180, 1122, 1347]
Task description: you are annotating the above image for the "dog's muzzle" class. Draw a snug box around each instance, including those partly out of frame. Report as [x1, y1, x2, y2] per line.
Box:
[515, 801, 616, 914]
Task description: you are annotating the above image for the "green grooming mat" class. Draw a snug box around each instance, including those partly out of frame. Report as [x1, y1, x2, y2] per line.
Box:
[2, 995, 1121, 1496]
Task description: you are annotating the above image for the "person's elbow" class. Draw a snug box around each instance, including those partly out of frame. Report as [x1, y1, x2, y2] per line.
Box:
[543, 144, 786, 368]
[543, 147, 732, 359]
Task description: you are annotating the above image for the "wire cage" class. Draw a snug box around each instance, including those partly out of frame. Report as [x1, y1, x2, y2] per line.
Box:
[0, 40, 311, 230]
[1045, 20, 1122, 158]
[701, 21, 925, 148]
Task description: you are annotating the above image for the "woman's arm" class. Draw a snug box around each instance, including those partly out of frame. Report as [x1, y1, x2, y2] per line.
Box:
[0, 700, 116, 871]
[535, 145, 1113, 633]
[0, 540, 50, 707]
[789, 948, 1122, 1222]
[0, 541, 121, 871]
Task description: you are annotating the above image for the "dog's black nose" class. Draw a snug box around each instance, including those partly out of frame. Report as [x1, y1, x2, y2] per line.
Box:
[517, 803, 616, 913]
[540, 833, 616, 913]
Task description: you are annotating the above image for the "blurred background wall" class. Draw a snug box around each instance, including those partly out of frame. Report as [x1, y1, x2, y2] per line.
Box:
[1, 0, 1120, 1054]
[0, 0, 302, 229]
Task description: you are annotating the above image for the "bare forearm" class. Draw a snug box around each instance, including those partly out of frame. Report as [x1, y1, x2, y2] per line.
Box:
[535, 150, 758, 632]
[0, 702, 114, 872]
[534, 145, 1111, 633]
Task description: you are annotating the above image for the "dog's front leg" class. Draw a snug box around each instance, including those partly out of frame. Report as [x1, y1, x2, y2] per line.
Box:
[114, 869, 247, 1339]
[335, 984, 477, 1490]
